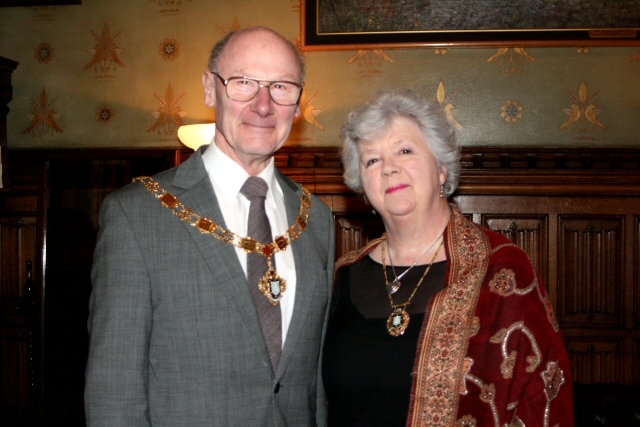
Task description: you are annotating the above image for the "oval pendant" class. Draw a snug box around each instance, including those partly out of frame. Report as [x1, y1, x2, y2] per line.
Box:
[387, 307, 410, 337]
[386, 279, 401, 294]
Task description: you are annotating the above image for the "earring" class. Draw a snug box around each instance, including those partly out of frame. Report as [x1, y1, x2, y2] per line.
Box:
[372, 209, 377, 215]
[439, 185, 446, 198]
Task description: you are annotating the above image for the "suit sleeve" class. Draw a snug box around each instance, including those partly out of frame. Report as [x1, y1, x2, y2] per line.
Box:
[315, 205, 335, 427]
[84, 192, 152, 427]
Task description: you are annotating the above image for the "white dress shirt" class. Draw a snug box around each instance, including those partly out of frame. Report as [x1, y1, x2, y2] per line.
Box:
[202, 142, 297, 345]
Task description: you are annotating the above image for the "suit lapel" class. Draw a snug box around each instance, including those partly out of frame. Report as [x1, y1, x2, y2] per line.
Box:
[275, 172, 317, 378]
[171, 149, 271, 367]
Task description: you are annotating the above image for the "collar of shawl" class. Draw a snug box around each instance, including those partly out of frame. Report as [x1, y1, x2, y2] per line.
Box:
[406, 206, 491, 427]
[134, 176, 312, 257]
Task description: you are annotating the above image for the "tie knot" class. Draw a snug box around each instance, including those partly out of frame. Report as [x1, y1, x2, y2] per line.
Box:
[240, 176, 269, 201]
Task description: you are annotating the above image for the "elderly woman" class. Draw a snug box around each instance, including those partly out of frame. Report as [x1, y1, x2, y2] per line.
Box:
[323, 89, 573, 426]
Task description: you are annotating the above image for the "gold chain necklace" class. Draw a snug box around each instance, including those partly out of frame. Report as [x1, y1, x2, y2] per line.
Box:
[381, 234, 444, 337]
[135, 176, 312, 306]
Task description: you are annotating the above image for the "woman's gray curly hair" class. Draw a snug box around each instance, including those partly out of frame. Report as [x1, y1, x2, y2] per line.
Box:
[341, 88, 460, 196]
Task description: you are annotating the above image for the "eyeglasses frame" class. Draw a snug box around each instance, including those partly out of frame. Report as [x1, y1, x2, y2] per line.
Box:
[211, 71, 304, 106]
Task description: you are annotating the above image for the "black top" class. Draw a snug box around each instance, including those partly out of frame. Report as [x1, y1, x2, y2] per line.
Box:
[323, 255, 447, 427]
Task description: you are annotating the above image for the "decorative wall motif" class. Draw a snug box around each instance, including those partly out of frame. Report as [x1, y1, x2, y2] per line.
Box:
[151, 0, 191, 17]
[487, 47, 535, 75]
[84, 23, 125, 73]
[501, 100, 523, 123]
[433, 81, 462, 129]
[23, 88, 63, 136]
[34, 43, 53, 64]
[96, 105, 115, 125]
[147, 83, 186, 135]
[159, 38, 179, 60]
[297, 90, 324, 130]
[1, 0, 639, 148]
[347, 50, 393, 79]
[559, 80, 607, 140]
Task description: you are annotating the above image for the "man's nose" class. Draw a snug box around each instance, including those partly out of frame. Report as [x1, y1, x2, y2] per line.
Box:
[251, 86, 274, 116]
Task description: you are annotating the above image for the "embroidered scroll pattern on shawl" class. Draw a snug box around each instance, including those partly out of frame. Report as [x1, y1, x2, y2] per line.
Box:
[490, 321, 542, 379]
[407, 207, 490, 427]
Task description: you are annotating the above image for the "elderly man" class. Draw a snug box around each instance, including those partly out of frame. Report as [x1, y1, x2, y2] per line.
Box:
[85, 26, 334, 426]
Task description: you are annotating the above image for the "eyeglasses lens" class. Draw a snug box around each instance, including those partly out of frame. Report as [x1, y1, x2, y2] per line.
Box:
[226, 78, 300, 106]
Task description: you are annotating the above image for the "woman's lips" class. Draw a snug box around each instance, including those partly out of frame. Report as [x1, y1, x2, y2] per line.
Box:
[386, 184, 408, 194]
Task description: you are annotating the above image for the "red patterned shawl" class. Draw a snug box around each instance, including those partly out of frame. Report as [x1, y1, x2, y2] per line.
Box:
[334, 206, 574, 427]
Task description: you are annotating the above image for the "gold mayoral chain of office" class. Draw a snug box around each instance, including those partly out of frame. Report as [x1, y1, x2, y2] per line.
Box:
[381, 234, 444, 337]
[135, 176, 312, 306]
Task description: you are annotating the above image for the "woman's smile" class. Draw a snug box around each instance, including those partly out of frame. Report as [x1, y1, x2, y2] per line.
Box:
[385, 184, 409, 194]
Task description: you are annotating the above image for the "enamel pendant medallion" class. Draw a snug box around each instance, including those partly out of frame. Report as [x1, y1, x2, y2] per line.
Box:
[259, 268, 287, 306]
[387, 307, 410, 337]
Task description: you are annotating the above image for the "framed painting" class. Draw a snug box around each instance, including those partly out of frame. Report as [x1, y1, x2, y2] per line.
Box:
[301, 0, 640, 51]
[0, 0, 80, 6]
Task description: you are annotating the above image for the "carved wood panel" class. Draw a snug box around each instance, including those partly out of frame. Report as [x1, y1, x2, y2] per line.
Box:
[635, 339, 640, 383]
[558, 216, 624, 329]
[566, 339, 624, 383]
[335, 215, 384, 259]
[482, 216, 547, 285]
[636, 216, 640, 330]
[0, 215, 37, 425]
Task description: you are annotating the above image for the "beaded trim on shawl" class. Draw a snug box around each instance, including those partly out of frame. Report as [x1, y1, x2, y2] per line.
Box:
[406, 207, 491, 427]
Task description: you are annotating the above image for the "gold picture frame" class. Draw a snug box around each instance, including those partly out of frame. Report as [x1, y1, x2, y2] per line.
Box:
[0, 0, 80, 6]
[301, 0, 640, 51]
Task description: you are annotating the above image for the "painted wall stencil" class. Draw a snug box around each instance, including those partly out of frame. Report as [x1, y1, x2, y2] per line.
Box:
[23, 88, 63, 136]
[96, 105, 115, 125]
[347, 50, 393, 78]
[559, 80, 607, 139]
[151, 0, 191, 16]
[434, 81, 462, 129]
[160, 38, 180, 60]
[84, 23, 125, 73]
[297, 90, 325, 131]
[34, 43, 54, 64]
[501, 100, 523, 123]
[147, 83, 187, 135]
[487, 47, 535, 75]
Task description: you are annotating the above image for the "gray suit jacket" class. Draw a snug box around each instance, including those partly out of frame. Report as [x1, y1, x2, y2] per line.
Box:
[85, 148, 335, 426]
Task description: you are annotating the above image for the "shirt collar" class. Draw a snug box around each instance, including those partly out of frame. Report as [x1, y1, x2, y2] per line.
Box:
[202, 142, 279, 203]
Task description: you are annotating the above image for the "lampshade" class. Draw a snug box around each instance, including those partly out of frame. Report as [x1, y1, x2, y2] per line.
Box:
[177, 123, 216, 150]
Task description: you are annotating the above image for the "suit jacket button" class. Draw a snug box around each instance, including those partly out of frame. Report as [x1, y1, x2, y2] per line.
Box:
[274, 382, 281, 394]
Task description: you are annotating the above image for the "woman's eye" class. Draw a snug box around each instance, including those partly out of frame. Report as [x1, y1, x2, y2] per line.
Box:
[365, 158, 378, 167]
[400, 148, 412, 154]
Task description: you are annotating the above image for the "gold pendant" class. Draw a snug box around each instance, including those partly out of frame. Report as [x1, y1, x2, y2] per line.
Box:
[387, 307, 410, 337]
[259, 268, 287, 306]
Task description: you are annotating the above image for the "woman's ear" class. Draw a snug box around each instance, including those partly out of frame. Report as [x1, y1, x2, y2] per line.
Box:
[439, 165, 449, 186]
[203, 71, 216, 108]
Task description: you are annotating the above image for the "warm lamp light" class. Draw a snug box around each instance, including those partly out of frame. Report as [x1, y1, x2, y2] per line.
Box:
[177, 123, 216, 150]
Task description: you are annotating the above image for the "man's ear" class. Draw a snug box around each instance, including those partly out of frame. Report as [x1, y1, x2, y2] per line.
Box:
[294, 105, 301, 119]
[203, 71, 216, 108]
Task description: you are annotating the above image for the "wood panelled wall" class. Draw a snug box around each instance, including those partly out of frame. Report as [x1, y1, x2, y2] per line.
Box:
[1, 146, 639, 425]
[267, 146, 640, 385]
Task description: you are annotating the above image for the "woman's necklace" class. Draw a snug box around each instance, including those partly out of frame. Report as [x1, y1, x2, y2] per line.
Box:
[385, 231, 444, 294]
[382, 236, 444, 337]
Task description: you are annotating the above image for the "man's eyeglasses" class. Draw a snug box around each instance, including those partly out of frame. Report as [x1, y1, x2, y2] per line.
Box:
[211, 72, 303, 106]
